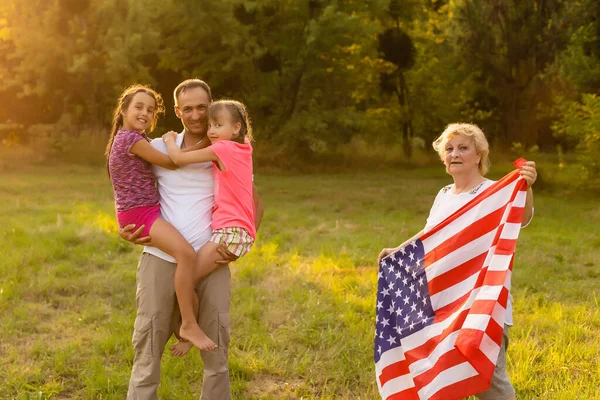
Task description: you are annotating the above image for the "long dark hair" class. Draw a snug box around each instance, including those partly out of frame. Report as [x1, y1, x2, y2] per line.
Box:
[105, 85, 165, 174]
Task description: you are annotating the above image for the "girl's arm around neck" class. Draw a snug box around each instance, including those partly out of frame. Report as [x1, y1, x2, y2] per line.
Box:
[130, 139, 177, 170]
[165, 138, 218, 166]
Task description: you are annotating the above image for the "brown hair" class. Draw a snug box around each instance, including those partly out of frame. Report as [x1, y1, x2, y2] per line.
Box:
[208, 100, 253, 144]
[173, 79, 213, 107]
[105, 84, 165, 174]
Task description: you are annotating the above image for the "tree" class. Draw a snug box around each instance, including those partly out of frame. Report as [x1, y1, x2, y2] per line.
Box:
[376, 0, 418, 158]
[549, 0, 600, 186]
[448, 0, 570, 147]
[0, 0, 168, 132]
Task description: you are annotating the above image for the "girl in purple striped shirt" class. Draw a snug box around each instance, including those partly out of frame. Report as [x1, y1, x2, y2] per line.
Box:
[106, 84, 217, 352]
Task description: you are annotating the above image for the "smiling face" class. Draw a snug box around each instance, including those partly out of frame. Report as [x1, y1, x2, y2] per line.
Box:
[121, 92, 156, 132]
[443, 134, 481, 176]
[175, 87, 211, 137]
[207, 109, 241, 144]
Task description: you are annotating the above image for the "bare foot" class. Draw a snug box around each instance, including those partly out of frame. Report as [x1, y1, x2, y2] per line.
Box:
[179, 322, 217, 351]
[170, 340, 193, 357]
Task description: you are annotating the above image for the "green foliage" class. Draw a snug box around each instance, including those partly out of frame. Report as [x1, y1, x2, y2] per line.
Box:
[0, 0, 599, 183]
[552, 94, 600, 188]
[546, 2, 600, 188]
[446, 0, 572, 145]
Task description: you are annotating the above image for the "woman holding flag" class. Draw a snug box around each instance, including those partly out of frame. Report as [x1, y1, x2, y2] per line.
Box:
[377, 123, 537, 400]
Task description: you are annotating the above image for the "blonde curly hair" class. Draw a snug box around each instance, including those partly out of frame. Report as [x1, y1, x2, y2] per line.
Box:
[432, 123, 491, 175]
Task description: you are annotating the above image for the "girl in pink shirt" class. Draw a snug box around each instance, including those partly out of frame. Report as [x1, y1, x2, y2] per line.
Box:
[162, 100, 256, 355]
[106, 85, 217, 352]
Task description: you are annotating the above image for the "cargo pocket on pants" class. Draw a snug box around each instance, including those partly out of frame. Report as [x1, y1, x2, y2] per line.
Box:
[217, 313, 230, 348]
[132, 315, 153, 365]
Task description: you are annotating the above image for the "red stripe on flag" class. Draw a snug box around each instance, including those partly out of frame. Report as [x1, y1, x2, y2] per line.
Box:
[513, 158, 527, 168]
[424, 205, 506, 266]
[506, 206, 524, 224]
[455, 328, 497, 379]
[433, 290, 471, 322]
[468, 299, 498, 315]
[498, 286, 510, 308]
[429, 375, 491, 400]
[481, 269, 509, 287]
[413, 348, 468, 389]
[379, 359, 411, 386]
[386, 387, 420, 400]
[428, 252, 488, 296]
[495, 238, 518, 255]
[484, 318, 504, 345]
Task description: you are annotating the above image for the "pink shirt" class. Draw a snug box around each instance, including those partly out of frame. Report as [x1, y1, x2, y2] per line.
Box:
[210, 140, 255, 238]
[108, 130, 160, 211]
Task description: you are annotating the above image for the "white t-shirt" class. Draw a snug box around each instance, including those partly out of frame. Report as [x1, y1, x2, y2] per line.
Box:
[143, 132, 214, 263]
[424, 179, 532, 326]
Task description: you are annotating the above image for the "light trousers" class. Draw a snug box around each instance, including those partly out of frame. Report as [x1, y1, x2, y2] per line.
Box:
[126, 252, 232, 400]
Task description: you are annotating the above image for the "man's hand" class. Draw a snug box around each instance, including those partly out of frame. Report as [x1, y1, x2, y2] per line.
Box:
[215, 244, 239, 265]
[119, 224, 152, 245]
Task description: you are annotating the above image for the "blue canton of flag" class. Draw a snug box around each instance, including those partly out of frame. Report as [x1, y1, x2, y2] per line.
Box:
[374, 240, 435, 363]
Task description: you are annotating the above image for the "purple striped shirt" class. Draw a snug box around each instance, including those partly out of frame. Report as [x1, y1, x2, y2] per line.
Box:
[108, 129, 160, 211]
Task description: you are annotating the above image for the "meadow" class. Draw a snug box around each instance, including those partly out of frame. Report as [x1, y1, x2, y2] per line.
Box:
[0, 161, 598, 399]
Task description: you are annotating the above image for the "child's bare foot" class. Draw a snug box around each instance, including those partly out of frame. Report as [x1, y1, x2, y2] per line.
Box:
[179, 322, 217, 351]
[170, 340, 194, 357]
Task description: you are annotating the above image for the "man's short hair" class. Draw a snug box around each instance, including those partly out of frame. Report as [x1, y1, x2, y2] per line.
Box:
[173, 79, 213, 106]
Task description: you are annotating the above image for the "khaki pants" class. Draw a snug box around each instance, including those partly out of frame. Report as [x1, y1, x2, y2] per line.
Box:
[127, 252, 232, 400]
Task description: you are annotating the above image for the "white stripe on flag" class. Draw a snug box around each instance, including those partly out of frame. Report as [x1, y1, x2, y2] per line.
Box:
[425, 230, 497, 282]
[503, 268, 512, 291]
[499, 222, 521, 240]
[480, 332, 502, 364]
[376, 346, 407, 374]
[473, 285, 503, 301]
[491, 300, 508, 327]
[462, 313, 491, 330]
[418, 362, 479, 400]
[513, 187, 527, 207]
[430, 270, 480, 310]
[379, 374, 416, 398]
[409, 330, 460, 376]
[487, 254, 513, 271]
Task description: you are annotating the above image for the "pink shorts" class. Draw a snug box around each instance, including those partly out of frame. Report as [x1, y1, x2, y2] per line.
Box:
[116, 204, 161, 238]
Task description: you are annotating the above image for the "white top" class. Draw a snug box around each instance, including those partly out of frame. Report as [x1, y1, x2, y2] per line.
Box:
[425, 180, 495, 233]
[423, 179, 533, 326]
[143, 132, 214, 263]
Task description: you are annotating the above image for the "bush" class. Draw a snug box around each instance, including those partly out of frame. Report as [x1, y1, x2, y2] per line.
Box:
[552, 94, 600, 188]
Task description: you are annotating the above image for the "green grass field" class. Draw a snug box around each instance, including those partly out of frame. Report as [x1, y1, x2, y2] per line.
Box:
[0, 163, 598, 399]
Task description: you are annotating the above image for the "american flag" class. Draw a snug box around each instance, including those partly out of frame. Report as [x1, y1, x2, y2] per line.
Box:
[375, 160, 529, 400]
